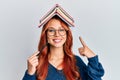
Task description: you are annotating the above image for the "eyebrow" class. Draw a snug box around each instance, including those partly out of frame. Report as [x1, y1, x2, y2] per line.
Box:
[48, 27, 64, 29]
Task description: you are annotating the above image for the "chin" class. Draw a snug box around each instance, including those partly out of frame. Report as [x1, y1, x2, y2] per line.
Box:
[50, 43, 64, 48]
[53, 44, 63, 48]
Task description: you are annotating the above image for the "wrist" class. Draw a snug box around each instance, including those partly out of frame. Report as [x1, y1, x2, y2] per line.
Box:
[27, 68, 36, 75]
[86, 52, 96, 58]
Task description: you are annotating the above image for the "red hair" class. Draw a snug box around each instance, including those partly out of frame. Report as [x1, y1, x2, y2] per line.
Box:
[36, 16, 81, 80]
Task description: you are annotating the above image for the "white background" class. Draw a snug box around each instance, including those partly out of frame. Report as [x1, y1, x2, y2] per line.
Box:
[0, 0, 120, 80]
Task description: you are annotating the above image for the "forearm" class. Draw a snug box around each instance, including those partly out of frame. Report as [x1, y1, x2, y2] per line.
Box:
[87, 55, 105, 80]
[22, 70, 36, 80]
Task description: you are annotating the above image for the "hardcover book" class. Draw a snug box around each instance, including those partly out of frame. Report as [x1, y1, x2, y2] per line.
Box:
[38, 4, 75, 27]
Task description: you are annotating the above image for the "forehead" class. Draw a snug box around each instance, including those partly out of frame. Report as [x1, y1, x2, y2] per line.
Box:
[47, 19, 63, 29]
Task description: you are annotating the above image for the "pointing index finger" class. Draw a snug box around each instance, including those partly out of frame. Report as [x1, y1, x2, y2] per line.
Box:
[33, 51, 40, 56]
[79, 36, 87, 47]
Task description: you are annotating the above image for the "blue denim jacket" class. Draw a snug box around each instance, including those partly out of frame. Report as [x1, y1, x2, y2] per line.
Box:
[22, 55, 104, 80]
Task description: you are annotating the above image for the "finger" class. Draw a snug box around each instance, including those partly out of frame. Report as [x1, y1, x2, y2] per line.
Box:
[30, 59, 38, 65]
[80, 53, 85, 56]
[78, 47, 84, 53]
[29, 51, 39, 59]
[28, 60, 38, 68]
[29, 56, 38, 62]
[31, 51, 40, 57]
[27, 57, 38, 66]
[78, 47, 83, 52]
[79, 36, 87, 47]
[78, 48, 85, 56]
[33, 51, 40, 56]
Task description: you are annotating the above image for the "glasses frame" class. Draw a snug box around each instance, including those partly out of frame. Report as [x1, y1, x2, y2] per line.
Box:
[47, 28, 67, 36]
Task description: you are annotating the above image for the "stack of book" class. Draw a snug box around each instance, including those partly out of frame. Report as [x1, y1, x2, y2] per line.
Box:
[38, 4, 75, 27]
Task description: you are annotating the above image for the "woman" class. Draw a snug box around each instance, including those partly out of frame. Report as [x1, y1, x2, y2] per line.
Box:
[22, 16, 104, 80]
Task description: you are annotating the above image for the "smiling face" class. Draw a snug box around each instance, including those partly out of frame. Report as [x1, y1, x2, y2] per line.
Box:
[46, 19, 67, 48]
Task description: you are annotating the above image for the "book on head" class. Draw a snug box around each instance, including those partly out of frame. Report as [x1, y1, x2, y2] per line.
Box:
[38, 4, 75, 27]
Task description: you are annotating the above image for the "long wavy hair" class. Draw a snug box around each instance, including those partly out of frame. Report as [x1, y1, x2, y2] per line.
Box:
[36, 15, 81, 80]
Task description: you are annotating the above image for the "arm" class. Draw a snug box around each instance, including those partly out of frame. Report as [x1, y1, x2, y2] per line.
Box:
[22, 70, 36, 80]
[75, 55, 104, 80]
[22, 51, 39, 80]
[78, 37, 104, 80]
[87, 56, 104, 80]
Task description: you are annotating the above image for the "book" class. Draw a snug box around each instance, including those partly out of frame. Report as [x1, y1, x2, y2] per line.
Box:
[38, 4, 75, 27]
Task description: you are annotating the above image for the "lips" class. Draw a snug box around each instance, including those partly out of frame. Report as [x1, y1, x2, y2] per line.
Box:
[53, 39, 62, 43]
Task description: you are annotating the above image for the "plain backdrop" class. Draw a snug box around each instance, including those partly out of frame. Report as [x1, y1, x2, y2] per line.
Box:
[0, 0, 120, 80]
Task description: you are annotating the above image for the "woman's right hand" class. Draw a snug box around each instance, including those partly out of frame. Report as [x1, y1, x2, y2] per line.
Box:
[27, 51, 39, 75]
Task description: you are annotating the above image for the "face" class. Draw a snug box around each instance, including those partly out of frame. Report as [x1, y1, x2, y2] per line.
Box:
[46, 19, 67, 48]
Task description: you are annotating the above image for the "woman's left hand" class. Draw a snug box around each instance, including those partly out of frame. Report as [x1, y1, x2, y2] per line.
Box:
[78, 37, 96, 58]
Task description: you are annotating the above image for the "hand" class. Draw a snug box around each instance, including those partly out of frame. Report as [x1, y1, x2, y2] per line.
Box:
[78, 37, 96, 58]
[27, 51, 39, 75]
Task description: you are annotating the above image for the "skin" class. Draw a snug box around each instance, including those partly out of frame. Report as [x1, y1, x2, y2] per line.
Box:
[27, 19, 96, 75]
[78, 36, 96, 58]
[46, 19, 66, 70]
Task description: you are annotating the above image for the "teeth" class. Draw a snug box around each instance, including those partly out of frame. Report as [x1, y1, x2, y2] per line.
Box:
[53, 39, 61, 43]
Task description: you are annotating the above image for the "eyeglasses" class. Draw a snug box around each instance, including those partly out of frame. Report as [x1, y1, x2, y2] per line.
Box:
[47, 28, 67, 36]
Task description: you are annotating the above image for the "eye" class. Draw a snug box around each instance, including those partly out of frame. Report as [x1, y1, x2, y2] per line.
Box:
[48, 29, 55, 32]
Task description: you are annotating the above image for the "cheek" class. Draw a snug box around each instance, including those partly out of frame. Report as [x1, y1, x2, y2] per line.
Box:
[47, 35, 55, 44]
[62, 35, 67, 42]
[47, 36, 51, 43]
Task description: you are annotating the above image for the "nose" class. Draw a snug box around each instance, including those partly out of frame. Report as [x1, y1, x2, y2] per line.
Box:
[54, 30, 59, 36]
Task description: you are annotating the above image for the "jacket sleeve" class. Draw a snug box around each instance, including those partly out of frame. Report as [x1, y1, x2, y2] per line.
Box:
[22, 70, 36, 80]
[75, 55, 105, 80]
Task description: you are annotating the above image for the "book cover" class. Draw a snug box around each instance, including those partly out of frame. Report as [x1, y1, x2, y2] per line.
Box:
[38, 4, 75, 27]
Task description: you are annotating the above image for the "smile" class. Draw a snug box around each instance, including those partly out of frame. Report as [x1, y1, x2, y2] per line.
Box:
[53, 39, 62, 43]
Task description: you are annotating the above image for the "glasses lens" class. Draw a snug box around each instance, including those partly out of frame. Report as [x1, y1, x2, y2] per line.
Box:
[47, 28, 66, 36]
[58, 29, 66, 36]
[47, 29, 55, 36]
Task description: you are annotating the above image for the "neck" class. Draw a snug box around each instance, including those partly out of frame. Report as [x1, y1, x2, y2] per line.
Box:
[49, 46, 64, 60]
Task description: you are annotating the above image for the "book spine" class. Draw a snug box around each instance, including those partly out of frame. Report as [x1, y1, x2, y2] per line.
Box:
[57, 4, 74, 22]
[38, 14, 56, 27]
[40, 4, 57, 23]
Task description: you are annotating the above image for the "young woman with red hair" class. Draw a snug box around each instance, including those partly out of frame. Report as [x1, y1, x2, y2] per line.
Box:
[22, 16, 104, 80]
